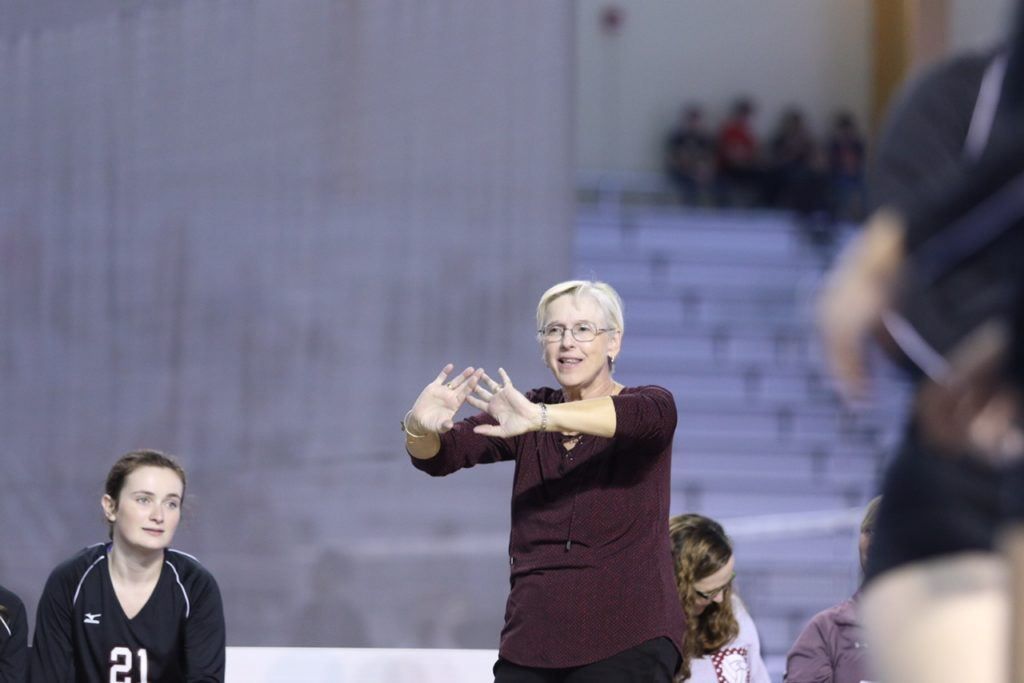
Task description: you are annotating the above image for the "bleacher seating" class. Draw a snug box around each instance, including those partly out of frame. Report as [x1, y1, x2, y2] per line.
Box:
[575, 201, 910, 677]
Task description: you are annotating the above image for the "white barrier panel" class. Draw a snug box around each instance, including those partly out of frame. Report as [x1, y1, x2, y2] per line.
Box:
[226, 647, 498, 683]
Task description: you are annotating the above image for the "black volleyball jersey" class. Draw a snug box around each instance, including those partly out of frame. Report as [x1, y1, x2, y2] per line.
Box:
[0, 584, 28, 683]
[30, 543, 225, 683]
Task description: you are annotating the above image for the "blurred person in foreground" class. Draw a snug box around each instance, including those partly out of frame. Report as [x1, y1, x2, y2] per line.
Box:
[403, 280, 684, 682]
[817, 4, 1024, 680]
[668, 514, 770, 683]
[784, 497, 881, 683]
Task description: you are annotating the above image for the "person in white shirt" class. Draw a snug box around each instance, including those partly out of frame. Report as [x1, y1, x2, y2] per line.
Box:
[669, 514, 770, 683]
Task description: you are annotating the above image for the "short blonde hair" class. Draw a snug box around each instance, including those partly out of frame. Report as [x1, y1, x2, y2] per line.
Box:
[535, 280, 625, 337]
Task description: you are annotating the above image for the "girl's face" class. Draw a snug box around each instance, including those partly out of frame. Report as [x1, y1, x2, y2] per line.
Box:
[692, 555, 735, 615]
[103, 466, 184, 553]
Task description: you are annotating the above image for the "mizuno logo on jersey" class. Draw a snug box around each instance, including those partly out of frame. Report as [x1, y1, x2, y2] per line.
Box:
[83, 613, 101, 625]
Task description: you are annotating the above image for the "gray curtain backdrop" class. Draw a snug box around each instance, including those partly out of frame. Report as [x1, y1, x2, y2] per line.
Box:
[1, 0, 572, 646]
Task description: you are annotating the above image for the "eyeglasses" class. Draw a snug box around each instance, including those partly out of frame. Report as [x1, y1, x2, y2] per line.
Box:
[694, 572, 735, 601]
[539, 322, 615, 343]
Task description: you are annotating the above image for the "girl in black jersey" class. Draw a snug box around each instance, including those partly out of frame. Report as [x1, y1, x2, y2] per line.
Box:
[30, 450, 225, 683]
[0, 584, 27, 683]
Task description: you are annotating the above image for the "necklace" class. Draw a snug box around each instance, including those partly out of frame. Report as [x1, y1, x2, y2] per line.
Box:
[560, 432, 584, 450]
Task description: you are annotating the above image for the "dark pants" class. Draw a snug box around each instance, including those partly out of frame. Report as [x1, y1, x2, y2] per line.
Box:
[493, 637, 680, 683]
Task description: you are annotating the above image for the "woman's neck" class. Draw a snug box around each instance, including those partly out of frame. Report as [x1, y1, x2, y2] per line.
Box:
[108, 541, 164, 585]
[563, 376, 622, 402]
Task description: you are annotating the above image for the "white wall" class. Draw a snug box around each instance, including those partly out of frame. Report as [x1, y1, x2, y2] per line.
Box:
[1, 0, 572, 647]
[575, 0, 871, 173]
[950, 0, 1016, 53]
[575, 0, 1019, 174]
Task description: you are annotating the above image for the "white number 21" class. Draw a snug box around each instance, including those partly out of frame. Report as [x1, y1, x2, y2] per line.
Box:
[109, 646, 148, 683]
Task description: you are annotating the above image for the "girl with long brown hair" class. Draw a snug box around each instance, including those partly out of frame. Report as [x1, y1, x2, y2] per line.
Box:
[669, 514, 769, 683]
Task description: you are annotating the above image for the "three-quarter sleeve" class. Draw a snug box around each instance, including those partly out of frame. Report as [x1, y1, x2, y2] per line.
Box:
[610, 385, 677, 452]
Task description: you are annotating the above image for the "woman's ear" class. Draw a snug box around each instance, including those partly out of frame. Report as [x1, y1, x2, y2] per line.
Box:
[101, 494, 117, 523]
[608, 331, 622, 367]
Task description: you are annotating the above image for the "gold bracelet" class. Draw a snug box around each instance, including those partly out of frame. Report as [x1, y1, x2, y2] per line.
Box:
[401, 410, 428, 439]
[538, 403, 548, 432]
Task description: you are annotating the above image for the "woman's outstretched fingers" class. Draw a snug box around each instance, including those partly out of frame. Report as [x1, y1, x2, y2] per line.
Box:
[445, 366, 477, 391]
[457, 368, 483, 397]
[434, 363, 455, 385]
[465, 394, 488, 412]
[473, 382, 495, 402]
[473, 423, 498, 437]
[498, 367, 513, 388]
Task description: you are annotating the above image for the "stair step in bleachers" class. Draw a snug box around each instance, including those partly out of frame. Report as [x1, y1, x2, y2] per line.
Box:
[578, 244, 824, 273]
[624, 329, 816, 368]
[626, 370, 833, 405]
[670, 487, 866, 519]
[675, 455, 880, 490]
[576, 258, 816, 291]
[625, 288, 804, 326]
[675, 435, 882, 461]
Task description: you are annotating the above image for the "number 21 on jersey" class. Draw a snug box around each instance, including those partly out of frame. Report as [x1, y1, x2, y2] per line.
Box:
[110, 647, 148, 683]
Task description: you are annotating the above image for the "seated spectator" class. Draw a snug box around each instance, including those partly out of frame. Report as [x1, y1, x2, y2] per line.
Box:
[669, 513, 770, 683]
[827, 112, 867, 220]
[771, 109, 815, 176]
[665, 104, 715, 206]
[784, 497, 882, 683]
[715, 97, 766, 206]
[769, 107, 817, 207]
[769, 107, 836, 248]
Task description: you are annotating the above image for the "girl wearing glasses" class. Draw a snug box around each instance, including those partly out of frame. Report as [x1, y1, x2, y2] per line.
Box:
[669, 514, 769, 683]
[404, 280, 685, 682]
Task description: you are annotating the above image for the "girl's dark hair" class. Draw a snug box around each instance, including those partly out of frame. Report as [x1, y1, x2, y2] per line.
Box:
[104, 450, 187, 539]
[669, 514, 739, 681]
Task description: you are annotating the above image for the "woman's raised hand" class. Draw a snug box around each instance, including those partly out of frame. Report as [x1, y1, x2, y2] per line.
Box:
[408, 364, 483, 434]
[467, 368, 541, 438]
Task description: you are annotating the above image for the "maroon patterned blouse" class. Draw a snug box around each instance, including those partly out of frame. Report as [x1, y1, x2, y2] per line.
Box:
[409, 384, 685, 668]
